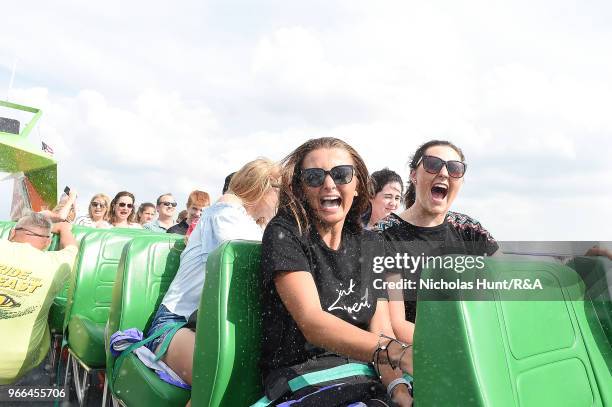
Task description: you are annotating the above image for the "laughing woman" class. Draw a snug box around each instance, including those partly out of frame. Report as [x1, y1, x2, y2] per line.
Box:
[109, 191, 142, 228]
[375, 140, 499, 344]
[75, 193, 112, 228]
[260, 137, 413, 406]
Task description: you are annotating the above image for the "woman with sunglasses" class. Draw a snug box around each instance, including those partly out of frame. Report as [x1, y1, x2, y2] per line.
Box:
[109, 191, 142, 228]
[74, 193, 112, 228]
[375, 140, 499, 344]
[260, 137, 413, 406]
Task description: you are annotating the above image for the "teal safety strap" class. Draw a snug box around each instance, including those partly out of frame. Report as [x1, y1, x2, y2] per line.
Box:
[250, 362, 377, 407]
[110, 322, 185, 393]
[153, 322, 186, 362]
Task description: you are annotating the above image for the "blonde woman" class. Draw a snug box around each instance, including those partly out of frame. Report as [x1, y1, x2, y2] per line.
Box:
[145, 158, 279, 393]
[74, 194, 112, 228]
[108, 191, 142, 228]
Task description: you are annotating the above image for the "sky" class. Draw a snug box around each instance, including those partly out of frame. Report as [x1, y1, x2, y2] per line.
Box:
[0, 0, 610, 241]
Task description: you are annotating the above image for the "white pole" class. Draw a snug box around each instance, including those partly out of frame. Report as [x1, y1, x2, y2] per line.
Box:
[7, 58, 17, 101]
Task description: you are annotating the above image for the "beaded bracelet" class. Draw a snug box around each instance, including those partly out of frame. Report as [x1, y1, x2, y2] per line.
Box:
[371, 333, 411, 377]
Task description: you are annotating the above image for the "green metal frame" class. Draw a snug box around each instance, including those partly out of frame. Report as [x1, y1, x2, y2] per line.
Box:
[0, 100, 57, 211]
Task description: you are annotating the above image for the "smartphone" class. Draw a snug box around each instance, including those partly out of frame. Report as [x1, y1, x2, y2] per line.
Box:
[64, 186, 70, 195]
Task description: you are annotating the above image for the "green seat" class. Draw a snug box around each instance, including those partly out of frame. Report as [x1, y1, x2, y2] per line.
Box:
[414, 257, 612, 406]
[568, 256, 612, 347]
[106, 234, 189, 407]
[191, 240, 263, 407]
[48, 224, 100, 335]
[65, 228, 152, 367]
[0, 220, 15, 239]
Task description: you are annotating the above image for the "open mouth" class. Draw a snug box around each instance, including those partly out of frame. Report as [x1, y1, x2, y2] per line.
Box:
[320, 196, 342, 209]
[431, 184, 448, 201]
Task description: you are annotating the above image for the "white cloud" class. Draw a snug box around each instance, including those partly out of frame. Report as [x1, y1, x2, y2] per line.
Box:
[0, 0, 611, 240]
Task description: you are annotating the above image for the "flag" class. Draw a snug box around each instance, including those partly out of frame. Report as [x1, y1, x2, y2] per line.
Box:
[41, 141, 54, 155]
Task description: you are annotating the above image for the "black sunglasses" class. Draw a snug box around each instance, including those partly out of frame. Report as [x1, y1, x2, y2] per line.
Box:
[160, 202, 178, 207]
[300, 165, 354, 187]
[91, 202, 107, 208]
[117, 202, 134, 209]
[417, 155, 466, 178]
[15, 227, 51, 239]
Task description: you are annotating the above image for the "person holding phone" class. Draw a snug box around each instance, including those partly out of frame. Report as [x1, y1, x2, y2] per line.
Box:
[39, 187, 77, 223]
[0, 212, 77, 384]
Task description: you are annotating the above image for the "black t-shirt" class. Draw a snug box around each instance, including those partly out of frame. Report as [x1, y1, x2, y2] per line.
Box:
[377, 212, 499, 322]
[167, 219, 189, 235]
[260, 211, 386, 377]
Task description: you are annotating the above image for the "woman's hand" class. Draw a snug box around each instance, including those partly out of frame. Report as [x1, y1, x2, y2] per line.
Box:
[387, 339, 413, 374]
[391, 385, 413, 407]
[67, 189, 78, 201]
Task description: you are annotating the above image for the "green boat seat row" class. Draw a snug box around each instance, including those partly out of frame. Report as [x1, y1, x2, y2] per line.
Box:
[414, 258, 612, 406]
[106, 234, 188, 407]
[192, 240, 263, 407]
[65, 228, 155, 368]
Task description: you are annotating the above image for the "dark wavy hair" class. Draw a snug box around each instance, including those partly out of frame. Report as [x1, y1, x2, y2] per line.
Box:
[371, 168, 404, 196]
[405, 140, 465, 208]
[109, 191, 137, 225]
[136, 202, 156, 224]
[278, 137, 373, 234]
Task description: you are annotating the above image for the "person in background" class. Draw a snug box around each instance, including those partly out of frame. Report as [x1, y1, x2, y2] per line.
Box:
[167, 190, 211, 235]
[0, 212, 77, 384]
[74, 193, 112, 228]
[144, 193, 176, 232]
[39, 189, 78, 223]
[222, 172, 236, 194]
[109, 191, 142, 229]
[145, 158, 280, 398]
[136, 203, 156, 225]
[176, 210, 188, 225]
[363, 168, 403, 229]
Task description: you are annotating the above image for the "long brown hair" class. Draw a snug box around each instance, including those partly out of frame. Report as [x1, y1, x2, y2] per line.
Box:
[109, 191, 137, 225]
[278, 137, 372, 234]
[405, 140, 465, 208]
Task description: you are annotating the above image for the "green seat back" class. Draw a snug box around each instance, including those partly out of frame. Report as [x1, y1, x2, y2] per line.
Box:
[49, 225, 107, 334]
[191, 240, 263, 407]
[65, 228, 152, 367]
[415, 258, 612, 406]
[106, 234, 188, 407]
[0, 220, 15, 239]
[568, 256, 612, 347]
